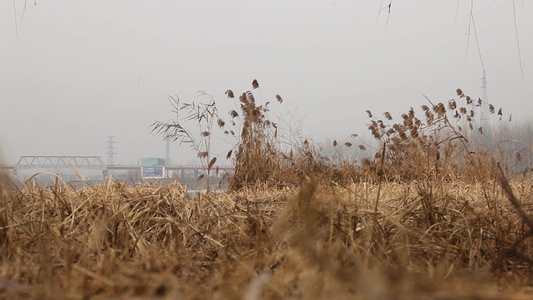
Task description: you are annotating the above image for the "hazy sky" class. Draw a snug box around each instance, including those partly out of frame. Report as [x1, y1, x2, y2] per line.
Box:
[1, 1, 532, 165]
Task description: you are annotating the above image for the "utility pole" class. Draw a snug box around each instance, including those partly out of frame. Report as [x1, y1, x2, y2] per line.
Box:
[106, 136, 116, 166]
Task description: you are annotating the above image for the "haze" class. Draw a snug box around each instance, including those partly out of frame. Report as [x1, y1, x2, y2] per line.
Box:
[1, 1, 532, 165]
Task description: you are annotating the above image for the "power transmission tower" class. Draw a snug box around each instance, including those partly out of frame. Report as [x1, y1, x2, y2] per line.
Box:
[106, 136, 116, 166]
[165, 138, 171, 166]
[480, 70, 489, 127]
[479, 69, 492, 148]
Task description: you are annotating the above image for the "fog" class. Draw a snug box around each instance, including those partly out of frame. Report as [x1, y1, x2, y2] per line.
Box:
[1, 1, 532, 165]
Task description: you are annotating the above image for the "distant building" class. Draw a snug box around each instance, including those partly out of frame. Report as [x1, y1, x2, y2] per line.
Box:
[141, 157, 166, 166]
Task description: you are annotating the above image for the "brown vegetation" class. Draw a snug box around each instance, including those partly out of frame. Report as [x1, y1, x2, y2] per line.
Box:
[0, 177, 532, 299]
[1, 84, 532, 299]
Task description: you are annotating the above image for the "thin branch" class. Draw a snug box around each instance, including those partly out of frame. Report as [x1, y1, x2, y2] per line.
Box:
[497, 163, 533, 229]
[464, 1, 485, 71]
[385, 1, 392, 30]
[20, 0, 28, 27]
[12, 0, 18, 34]
[377, 0, 384, 21]
[465, 0, 474, 59]
[471, 14, 485, 70]
[512, 0, 525, 82]
[377, 0, 392, 30]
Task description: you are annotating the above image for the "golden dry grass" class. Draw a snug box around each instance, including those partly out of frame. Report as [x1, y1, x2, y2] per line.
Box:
[2, 84, 532, 299]
[1, 177, 532, 299]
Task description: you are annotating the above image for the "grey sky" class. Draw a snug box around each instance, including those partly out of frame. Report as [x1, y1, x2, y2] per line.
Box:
[1, 1, 532, 165]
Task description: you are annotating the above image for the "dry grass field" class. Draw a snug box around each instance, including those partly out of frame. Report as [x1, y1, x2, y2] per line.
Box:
[1, 84, 532, 299]
[0, 178, 532, 299]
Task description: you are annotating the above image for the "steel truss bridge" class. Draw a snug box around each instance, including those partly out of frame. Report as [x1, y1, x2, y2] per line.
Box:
[16, 156, 105, 170]
[0, 155, 233, 173]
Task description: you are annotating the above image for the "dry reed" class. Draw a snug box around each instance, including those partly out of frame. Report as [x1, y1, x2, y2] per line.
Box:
[1, 86, 532, 299]
[0, 176, 531, 299]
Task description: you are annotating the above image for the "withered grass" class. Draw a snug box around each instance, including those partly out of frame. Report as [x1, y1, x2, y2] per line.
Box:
[1, 85, 532, 299]
[0, 176, 532, 299]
